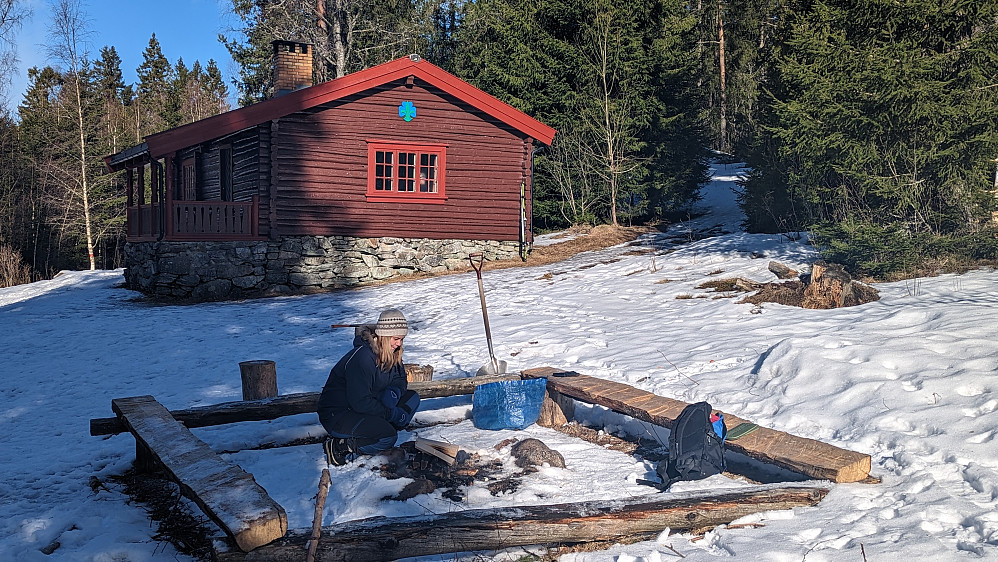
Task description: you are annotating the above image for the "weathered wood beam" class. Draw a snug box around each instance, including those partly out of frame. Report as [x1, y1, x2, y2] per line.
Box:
[112, 395, 287, 552]
[91, 373, 522, 436]
[522, 367, 871, 483]
[215, 486, 828, 561]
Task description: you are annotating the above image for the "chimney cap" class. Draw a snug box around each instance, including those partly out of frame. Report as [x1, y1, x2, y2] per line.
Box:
[272, 39, 312, 53]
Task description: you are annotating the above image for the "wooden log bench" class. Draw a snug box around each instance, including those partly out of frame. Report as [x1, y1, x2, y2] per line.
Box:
[522, 367, 872, 483]
[94, 368, 862, 558]
[92, 373, 523, 436]
[214, 485, 829, 561]
[111, 395, 288, 552]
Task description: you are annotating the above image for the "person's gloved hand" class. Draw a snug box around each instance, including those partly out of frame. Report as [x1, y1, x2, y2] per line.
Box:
[380, 386, 402, 409]
[390, 403, 414, 428]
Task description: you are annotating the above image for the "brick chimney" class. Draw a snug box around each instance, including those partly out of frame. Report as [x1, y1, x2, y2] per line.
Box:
[272, 40, 313, 97]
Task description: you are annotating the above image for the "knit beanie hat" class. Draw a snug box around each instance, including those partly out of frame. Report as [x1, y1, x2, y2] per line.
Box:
[375, 308, 408, 337]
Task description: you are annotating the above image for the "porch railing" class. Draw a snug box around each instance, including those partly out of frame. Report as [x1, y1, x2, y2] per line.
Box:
[126, 196, 259, 241]
[126, 204, 161, 239]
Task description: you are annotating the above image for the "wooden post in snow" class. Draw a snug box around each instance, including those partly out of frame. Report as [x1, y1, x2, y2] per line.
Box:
[306, 469, 330, 562]
[239, 360, 278, 401]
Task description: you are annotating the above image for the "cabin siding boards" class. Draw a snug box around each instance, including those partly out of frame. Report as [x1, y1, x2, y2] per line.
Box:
[269, 80, 529, 241]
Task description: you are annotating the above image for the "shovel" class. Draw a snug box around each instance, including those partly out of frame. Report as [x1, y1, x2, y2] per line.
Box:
[469, 253, 507, 375]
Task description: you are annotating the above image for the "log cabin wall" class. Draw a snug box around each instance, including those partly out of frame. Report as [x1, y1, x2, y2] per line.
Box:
[176, 128, 266, 204]
[272, 78, 532, 241]
[121, 74, 547, 301]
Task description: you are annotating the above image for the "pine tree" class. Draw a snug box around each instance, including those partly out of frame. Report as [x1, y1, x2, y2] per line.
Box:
[453, 0, 710, 228]
[135, 33, 174, 135]
[221, 0, 450, 105]
[203, 59, 231, 115]
[741, 0, 998, 275]
[93, 46, 128, 154]
[220, 0, 285, 104]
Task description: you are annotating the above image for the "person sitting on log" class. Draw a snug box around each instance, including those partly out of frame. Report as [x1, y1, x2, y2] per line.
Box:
[318, 309, 420, 466]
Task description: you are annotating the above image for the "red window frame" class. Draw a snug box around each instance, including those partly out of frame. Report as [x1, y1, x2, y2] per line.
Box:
[366, 141, 447, 203]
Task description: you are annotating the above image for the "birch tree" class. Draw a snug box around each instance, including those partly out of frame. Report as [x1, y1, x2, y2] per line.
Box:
[0, 0, 28, 99]
[46, 0, 97, 270]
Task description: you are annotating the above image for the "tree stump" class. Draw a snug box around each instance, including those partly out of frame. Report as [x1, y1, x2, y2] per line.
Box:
[405, 364, 434, 383]
[801, 261, 879, 309]
[239, 360, 278, 401]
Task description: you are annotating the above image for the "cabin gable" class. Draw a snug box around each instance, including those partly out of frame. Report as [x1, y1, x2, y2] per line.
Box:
[272, 77, 532, 241]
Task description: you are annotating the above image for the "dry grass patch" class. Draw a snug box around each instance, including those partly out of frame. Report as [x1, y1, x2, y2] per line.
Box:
[739, 280, 806, 307]
[697, 278, 745, 292]
[524, 225, 652, 267]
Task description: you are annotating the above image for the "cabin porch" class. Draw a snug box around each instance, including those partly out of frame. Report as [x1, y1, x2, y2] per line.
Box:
[110, 146, 262, 242]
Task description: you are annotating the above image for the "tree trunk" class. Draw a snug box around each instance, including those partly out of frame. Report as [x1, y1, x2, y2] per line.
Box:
[330, 0, 351, 77]
[717, 0, 728, 153]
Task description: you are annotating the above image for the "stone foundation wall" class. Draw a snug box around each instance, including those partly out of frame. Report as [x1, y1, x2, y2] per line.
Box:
[124, 236, 521, 301]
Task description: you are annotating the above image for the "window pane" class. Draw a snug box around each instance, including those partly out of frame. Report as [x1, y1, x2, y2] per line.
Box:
[419, 153, 437, 193]
[398, 152, 416, 192]
[375, 151, 393, 191]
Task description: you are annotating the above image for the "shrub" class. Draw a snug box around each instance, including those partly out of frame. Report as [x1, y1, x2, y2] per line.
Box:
[810, 220, 998, 281]
[0, 244, 32, 288]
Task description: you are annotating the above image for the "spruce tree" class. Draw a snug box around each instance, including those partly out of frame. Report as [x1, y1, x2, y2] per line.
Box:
[453, 0, 710, 228]
[742, 0, 998, 276]
[135, 33, 174, 135]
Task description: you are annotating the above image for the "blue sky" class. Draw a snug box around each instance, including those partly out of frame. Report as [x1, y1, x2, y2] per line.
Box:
[6, 0, 238, 110]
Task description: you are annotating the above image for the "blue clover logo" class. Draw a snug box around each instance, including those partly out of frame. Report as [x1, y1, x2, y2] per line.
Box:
[398, 101, 416, 122]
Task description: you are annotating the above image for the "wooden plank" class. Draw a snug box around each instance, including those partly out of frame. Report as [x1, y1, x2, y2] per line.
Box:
[414, 438, 459, 465]
[92, 373, 523, 436]
[215, 486, 828, 561]
[111, 395, 287, 552]
[522, 367, 871, 483]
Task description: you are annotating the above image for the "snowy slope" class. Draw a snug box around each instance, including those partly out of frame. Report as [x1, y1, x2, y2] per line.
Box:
[1, 161, 996, 561]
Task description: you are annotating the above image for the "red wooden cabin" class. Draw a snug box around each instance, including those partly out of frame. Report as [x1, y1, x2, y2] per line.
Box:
[106, 45, 556, 300]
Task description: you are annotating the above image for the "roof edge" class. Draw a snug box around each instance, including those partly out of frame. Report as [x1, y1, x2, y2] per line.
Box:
[140, 57, 556, 158]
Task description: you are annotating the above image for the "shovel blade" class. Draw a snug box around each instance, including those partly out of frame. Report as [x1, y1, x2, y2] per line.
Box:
[476, 359, 508, 376]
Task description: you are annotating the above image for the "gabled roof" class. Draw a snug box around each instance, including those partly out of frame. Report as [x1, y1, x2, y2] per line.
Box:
[142, 56, 556, 158]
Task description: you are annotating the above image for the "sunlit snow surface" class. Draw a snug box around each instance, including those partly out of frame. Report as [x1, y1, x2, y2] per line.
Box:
[2, 161, 997, 561]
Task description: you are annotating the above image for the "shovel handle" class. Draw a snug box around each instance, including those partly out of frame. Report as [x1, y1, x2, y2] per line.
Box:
[469, 252, 484, 278]
[468, 252, 500, 373]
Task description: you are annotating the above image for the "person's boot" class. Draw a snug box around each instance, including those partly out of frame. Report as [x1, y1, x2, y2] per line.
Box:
[323, 437, 356, 466]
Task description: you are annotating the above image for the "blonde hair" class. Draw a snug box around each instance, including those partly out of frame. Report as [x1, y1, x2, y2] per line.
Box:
[371, 333, 403, 370]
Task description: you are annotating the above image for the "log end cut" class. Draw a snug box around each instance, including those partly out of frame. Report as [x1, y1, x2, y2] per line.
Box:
[832, 453, 872, 484]
[233, 506, 288, 552]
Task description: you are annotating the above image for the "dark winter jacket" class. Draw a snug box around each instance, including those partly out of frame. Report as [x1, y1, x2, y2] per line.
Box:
[318, 328, 407, 420]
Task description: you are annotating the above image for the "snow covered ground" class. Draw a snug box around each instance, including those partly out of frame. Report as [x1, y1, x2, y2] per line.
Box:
[2, 161, 997, 561]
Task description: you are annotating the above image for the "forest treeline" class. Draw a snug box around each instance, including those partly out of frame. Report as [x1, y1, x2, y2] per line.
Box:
[0, 0, 996, 287]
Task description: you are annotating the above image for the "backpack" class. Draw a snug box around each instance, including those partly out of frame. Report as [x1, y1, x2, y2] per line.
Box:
[656, 401, 727, 490]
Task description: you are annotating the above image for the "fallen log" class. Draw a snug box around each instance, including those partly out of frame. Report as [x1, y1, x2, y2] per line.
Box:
[522, 367, 871, 483]
[112, 395, 287, 552]
[768, 261, 799, 280]
[91, 373, 522, 436]
[214, 485, 828, 561]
